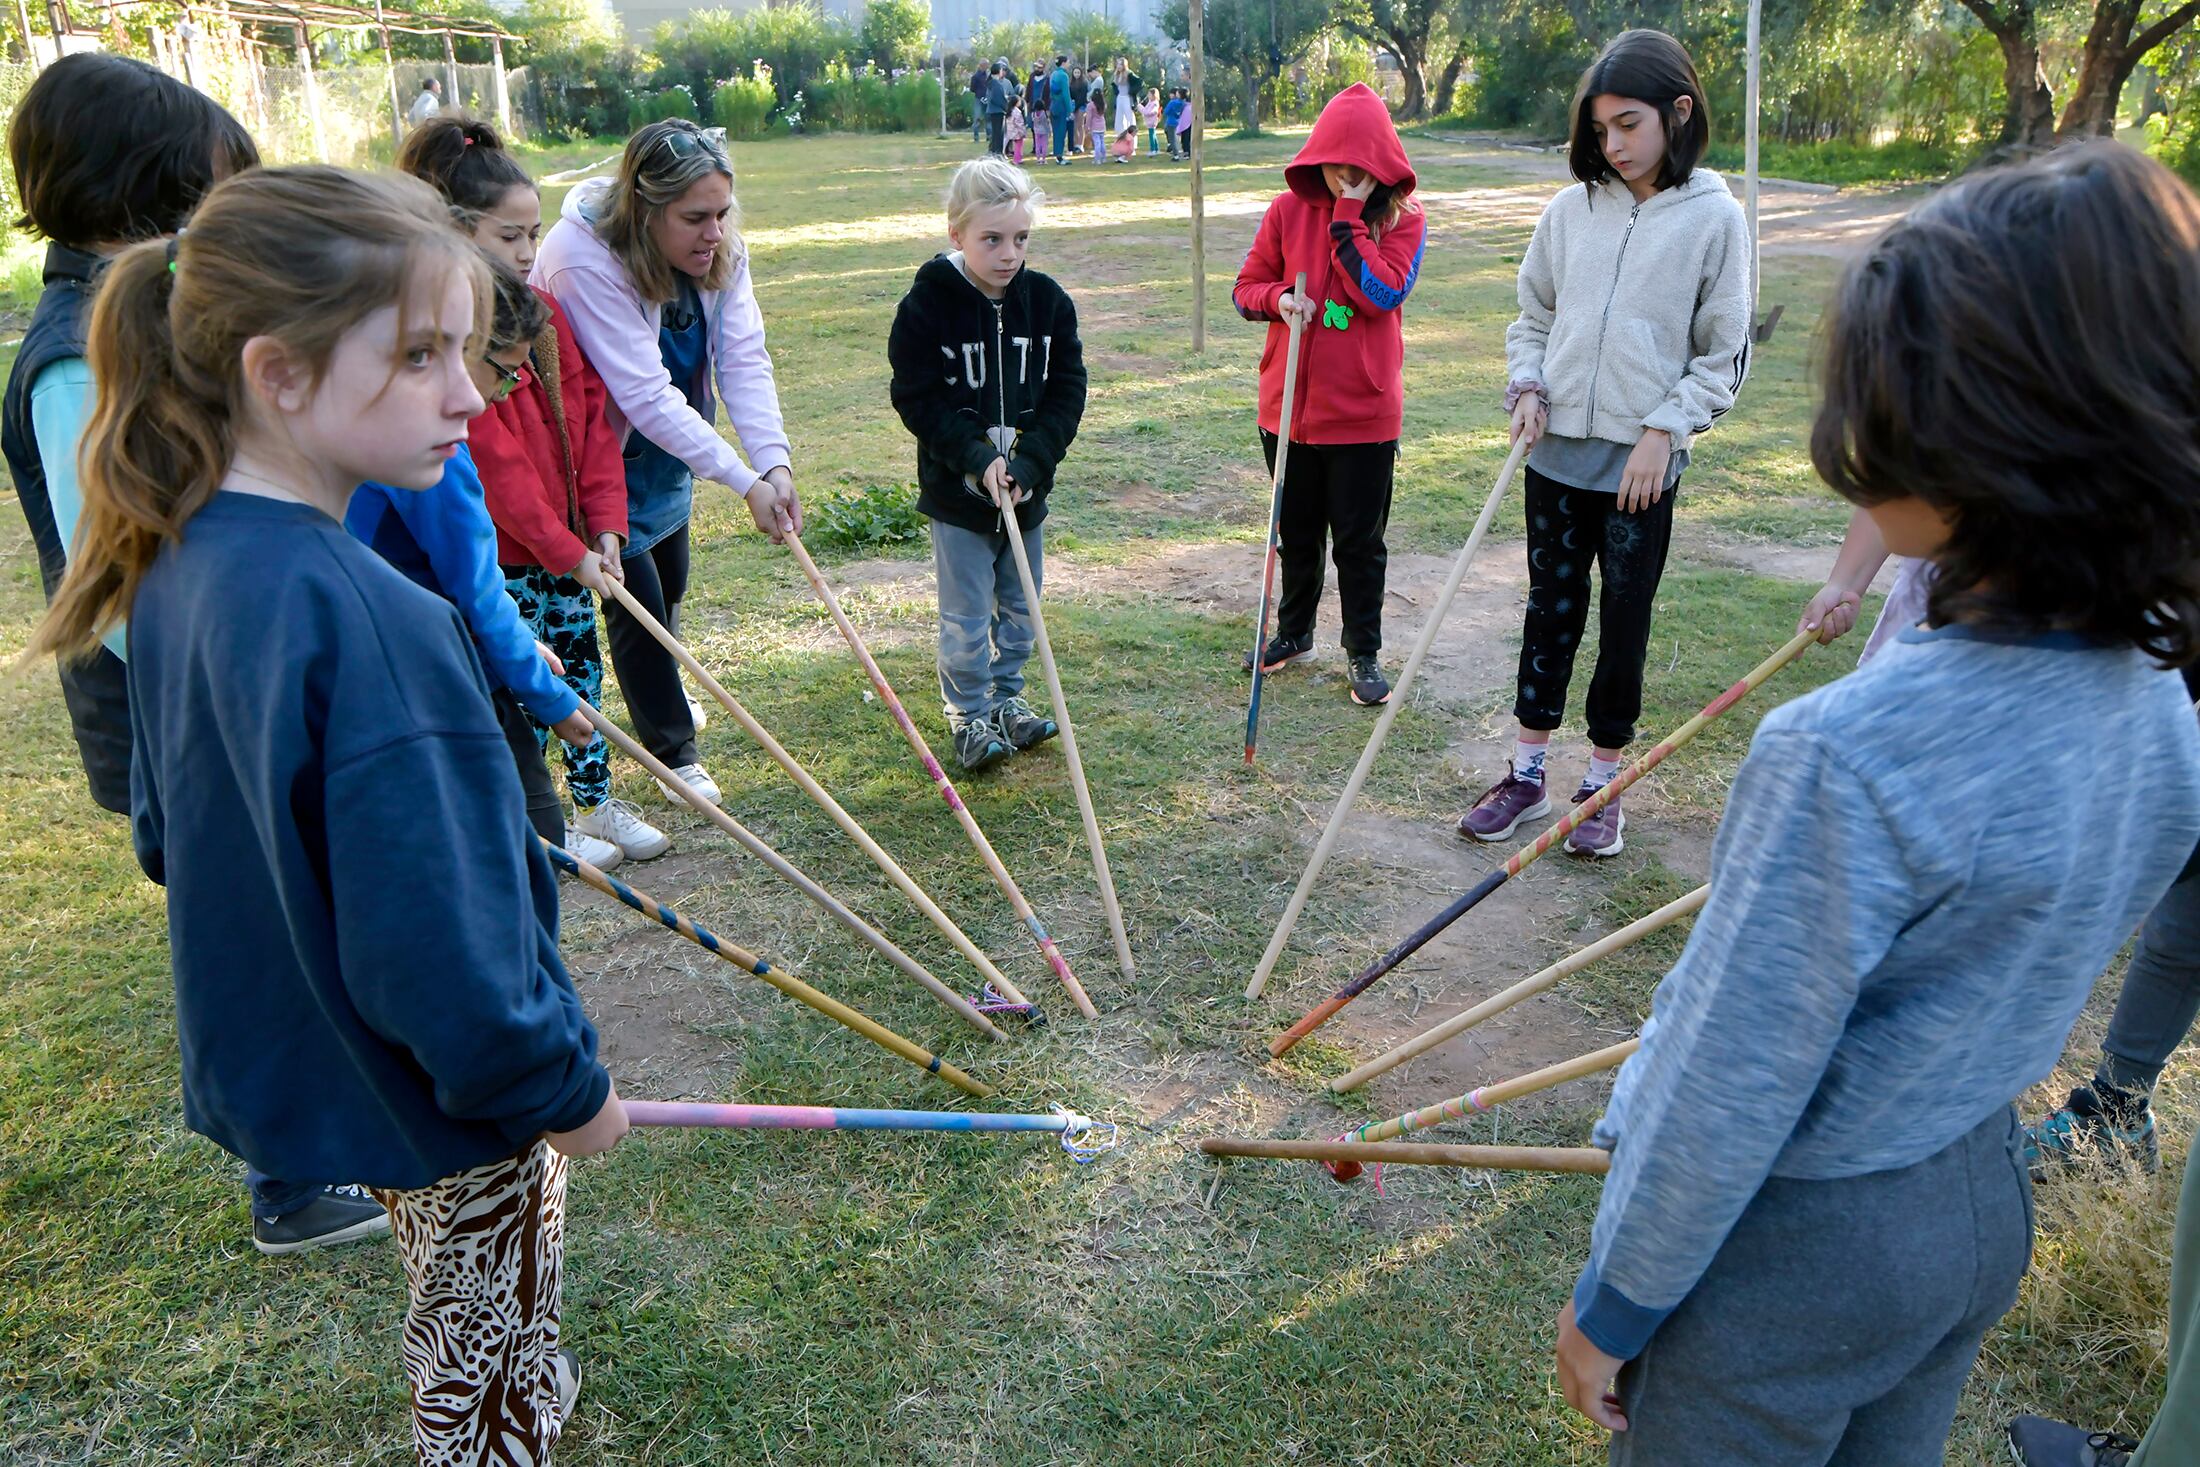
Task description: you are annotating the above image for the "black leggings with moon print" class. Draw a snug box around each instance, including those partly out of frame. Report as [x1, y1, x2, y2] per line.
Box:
[1511, 463, 1677, 752]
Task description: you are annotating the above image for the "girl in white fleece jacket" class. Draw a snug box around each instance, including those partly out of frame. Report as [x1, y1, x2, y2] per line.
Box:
[532, 119, 803, 809]
[1461, 29, 1752, 858]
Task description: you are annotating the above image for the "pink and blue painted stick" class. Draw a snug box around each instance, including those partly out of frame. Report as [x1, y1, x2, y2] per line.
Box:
[1245, 270, 1309, 765]
[626, 1100, 1117, 1162]
[784, 532, 1091, 1017]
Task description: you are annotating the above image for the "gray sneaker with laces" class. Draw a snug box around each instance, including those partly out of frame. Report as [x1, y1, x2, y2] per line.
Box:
[953, 714, 1011, 772]
[993, 696, 1058, 750]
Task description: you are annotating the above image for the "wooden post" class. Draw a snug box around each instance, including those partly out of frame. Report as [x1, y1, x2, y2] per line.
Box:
[294, 23, 328, 162]
[372, 0, 402, 147]
[14, 0, 39, 70]
[1745, 0, 1761, 314]
[441, 28, 458, 110]
[1187, 0, 1206, 352]
[491, 34, 512, 133]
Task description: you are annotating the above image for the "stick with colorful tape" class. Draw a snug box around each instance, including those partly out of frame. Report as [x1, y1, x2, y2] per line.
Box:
[1269, 631, 1813, 1057]
[1244, 270, 1309, 766]
[542, 840, 995, 1095]
[627, 1100, 1117, 1162]
[783, 531, 1083, 1018]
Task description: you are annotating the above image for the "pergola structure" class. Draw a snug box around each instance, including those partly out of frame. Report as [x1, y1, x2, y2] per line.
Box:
[31, 0, 520, 155]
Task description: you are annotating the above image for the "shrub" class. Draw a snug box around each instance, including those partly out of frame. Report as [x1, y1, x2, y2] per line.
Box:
[713, 64, 777, 137]
[639, 83, 700, 122]
[811, 481, 928, 550]
[890, 71, 940, 131]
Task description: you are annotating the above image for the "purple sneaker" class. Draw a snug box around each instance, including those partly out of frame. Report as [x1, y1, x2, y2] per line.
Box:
[1458, 764, 1553, 842]
[1564, 781, 1626, 857]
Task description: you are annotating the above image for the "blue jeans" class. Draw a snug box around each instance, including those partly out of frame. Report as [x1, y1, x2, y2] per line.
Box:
[247, 1168, 322, 1222]
[932, 517, 1041, 721]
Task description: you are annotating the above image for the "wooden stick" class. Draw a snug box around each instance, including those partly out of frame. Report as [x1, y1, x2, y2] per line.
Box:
[1245, 437, 1528, 1001]
[996, 488, 1135, 988]
[599, 576, 1024, 1013]
[1270, 629, 1811, 1055]
[542, 841, 994, 1095]
[781, 532, 1089, 1016]
[1197, 1135, 1610, 1174]
[1329, 886, 1708, 1093]
[1347, 1038, 1639, 1147]
[1244, 269, 1309, 766]
[584, 707, 1004, 1040]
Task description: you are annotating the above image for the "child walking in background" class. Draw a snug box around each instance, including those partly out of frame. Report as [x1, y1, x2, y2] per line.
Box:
[1141, 88, 1162, 154]
[27, 165, 628, 1462]
[1, 55, 257, 819]
[1553, 140, 2200, 1466]
[1007, 98, 1028, 163]
[1086, 94, 1107, 168]
[1463, 30, 1751, 856]
[1174, 88, 1194, 157]
[1232, 82, 1427, 710]
[888, 157, 1087, 772]
[398, 118, 671, 870]
[1164, 88, 1188, 159]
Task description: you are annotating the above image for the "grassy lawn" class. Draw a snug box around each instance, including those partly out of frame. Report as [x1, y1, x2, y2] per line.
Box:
[0, 130, 2183, 1464]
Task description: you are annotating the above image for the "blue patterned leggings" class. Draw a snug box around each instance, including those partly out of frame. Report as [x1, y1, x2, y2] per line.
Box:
[501, 565, 612, 810]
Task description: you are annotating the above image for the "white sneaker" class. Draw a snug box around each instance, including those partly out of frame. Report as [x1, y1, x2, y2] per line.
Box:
[572, 798, 671, 860]
[685, 692, 709, 733]
[656, 762, 722, 807]
[560, 828, 625, 873]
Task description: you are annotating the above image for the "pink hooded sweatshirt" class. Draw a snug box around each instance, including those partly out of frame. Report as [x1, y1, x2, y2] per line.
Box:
[529, 176, 791, 499]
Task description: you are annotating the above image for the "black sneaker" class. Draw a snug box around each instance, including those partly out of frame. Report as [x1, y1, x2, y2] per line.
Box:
[2024, 1081, 2160, 1180]
[252, 1183, 390, 1255]
[994, 696, 1058, 750]
[2007, 1415, 2137, 1466]
[952, 714, 1011, 773]
[1347, 653, 1390, 706]
[1241, 632, 1313, 674]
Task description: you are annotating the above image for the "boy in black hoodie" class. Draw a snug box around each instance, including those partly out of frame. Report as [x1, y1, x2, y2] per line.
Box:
[889, 156, 1088, 772]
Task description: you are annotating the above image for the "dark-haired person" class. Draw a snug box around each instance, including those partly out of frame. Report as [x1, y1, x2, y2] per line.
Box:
[408, 75, 441, 126]
[1049, 54, 1073, 162]
[1462, 28, 1751, 856]
[399, 116, 671, 868]
[1, 53, 256, 816]
[532, 120, 801, 809]
[1552, 140, 2200, 1466]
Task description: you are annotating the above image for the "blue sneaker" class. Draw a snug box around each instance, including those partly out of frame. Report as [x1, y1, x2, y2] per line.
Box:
[2025, 1082, 2159, 1180]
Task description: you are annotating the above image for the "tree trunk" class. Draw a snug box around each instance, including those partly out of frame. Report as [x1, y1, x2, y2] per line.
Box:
[1959, 0, 2057, 146]
[1242, 67, 1262, 134]
[1390, 30, 1427, 119]
[1433, 44, 1468, 117]
[2056, 0, 2200, 137]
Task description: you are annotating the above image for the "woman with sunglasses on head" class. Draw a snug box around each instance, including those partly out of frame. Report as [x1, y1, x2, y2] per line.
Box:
[532, 119, 803, 810]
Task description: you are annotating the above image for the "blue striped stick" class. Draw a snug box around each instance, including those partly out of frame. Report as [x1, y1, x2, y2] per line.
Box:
[543, 840, 996, 1095]
[1245, 271, 1309, 765]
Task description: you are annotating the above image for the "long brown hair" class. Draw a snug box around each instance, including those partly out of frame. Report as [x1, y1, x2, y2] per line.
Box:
[28, 166, 487, 662]
[1811, 142, 2200, 662]
[597, 119, 738, 305]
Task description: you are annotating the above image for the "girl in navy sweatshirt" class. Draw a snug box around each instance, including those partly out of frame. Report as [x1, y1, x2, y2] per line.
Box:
[27, 165, 627, 1463]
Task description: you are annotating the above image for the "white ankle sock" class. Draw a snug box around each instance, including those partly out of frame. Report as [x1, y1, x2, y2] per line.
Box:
[1584, 753, 1623, 790]
[1514, 739, 1550, 782]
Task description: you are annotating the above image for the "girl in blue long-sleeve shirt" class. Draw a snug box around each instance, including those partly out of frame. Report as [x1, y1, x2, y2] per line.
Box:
[28, 165, 629, 1462]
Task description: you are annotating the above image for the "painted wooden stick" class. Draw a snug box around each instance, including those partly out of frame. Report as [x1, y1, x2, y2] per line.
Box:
[995, 485, 1134, 988]
[1351, 1038, 1639, 1146]
[1329, 885, 1707, 1092]
[1270, 631, 1812, 1055]
[1244, 269, 1309, 766]
[782, 531, 1086, 1016]
[1245, 436, 1529, 1001]
[629, 1099, 1117, 1160]
[599, 576, 1025, 1013]
[542, 841, 996, 1093]
[585, 707, 999, 1037]
[1198, 1135, 1610, 1174]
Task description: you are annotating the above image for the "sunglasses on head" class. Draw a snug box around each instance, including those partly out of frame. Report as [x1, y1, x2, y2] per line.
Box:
[653, 123, 731, 168]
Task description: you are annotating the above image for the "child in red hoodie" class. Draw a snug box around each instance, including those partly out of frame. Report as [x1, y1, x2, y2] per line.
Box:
[1233, 82, 1426, 707]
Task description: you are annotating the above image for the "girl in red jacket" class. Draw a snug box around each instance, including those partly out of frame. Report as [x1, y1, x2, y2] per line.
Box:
[1233, 82, 1426, 707]
[400, 118, 671, 865]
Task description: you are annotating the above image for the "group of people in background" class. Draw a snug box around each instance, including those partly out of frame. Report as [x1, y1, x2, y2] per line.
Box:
[12, 20, 2200, 1467]
[971, 53, 1193, 164]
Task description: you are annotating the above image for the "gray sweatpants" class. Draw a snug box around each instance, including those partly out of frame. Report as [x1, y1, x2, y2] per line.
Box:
[2100, 861, 2200, 1093]
[1610, 1106, 2033, 1467]
[931, 517, 1041, 723]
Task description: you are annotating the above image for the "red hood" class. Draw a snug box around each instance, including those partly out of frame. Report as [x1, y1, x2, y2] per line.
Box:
[1285, 83, 1416, 206]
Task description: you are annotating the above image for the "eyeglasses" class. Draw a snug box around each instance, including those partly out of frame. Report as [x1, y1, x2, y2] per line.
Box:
[487, 360, 525, 403]
[653, 123, 731, 169]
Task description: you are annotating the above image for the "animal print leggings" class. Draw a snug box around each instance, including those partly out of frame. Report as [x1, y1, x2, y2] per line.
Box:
[502, 566, 612, 810]
[372, 1143, 570, 1466]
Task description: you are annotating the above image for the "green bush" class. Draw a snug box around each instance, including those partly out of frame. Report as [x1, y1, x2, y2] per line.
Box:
[890, 72, 941, 131]
[1700, 137, 1973, 186]
[654, 2, 854, 111]
[639, 84, 700, 123]
[811, 481, 928, 550]
[713, 66, 777, 138]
